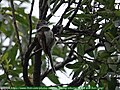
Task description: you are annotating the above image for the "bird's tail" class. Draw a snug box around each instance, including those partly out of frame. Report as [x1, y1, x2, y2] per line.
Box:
[47, 53, 56, 74]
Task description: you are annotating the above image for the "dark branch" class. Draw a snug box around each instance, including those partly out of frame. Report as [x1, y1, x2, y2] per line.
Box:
[46, 0, 64, 21]
[23, 38, 37, 86]
[65, 0, 82, 27]
[33, 44, 42, 86]
[39, 0, 48, 20]
[42, 2, 48, 20]
[29, 0, 35, 45]
[10, 0, 23, 65]
[84, 43, 104, 54]
[68, 73, 85, 86]
[39, 0, 43, 19]
[57, 0, 73, 25]
[1, 63, 13, 86]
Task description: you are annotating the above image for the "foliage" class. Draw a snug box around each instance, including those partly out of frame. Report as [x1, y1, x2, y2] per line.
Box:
[0, 0, 120, 89]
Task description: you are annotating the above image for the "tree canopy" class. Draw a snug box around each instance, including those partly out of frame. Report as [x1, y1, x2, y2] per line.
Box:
[0, 0, 120, 89]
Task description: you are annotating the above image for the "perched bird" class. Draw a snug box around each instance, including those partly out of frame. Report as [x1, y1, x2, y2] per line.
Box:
[37, 21, 56, 73]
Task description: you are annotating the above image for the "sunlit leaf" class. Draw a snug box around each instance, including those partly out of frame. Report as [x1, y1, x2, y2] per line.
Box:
[15, 14, 28, 26]
[47, 73, 60, 84]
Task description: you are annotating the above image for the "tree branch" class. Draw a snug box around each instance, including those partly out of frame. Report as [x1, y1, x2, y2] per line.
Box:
[42, 2, 48, 20]
[68, 73, 84, 86]
[65, 0, 82, 27]
[23, 38, 37, 86]
[39, 0, 43, 19]
[57, 0, 73, 25]
[10, 0, 23, 64]
[29, 0, 35, 45]
[46, 0, 64, 21]
[39, 0, 48, 20]
[1, 63, 13, 86]
[33, 44, 42, 86]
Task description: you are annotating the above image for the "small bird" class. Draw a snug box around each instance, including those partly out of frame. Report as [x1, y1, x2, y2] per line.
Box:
[37, 21, 56, 73]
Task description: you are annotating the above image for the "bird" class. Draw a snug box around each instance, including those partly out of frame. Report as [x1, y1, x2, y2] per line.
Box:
[36, 21, 56, 73]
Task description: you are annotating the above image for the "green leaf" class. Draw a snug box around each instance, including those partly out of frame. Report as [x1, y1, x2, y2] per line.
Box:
[0, 79, 7, 86]
[1, 52, 9, 64]
[98, 50, 110, 59]
[104, 42, 114, 52]
[95, 0, 105, 5]
[104, 32, 114, 42]
[72, 67, 82, 79]
[47, 73, 60, 84]
[8, 44, 18, 62]
[88, 62, 100, 70]
[52, 45, 67, 58]
[0, 26, 13, 37]
[9, 70, 19, 77]
[99, 64, 108, 76]
[81, 0, 88, 5]
[89, 80, 96, 86]
[103, 22, 113, 32]
[76, 14, 92, 20]
[0, 74, 6, 80]
[114, 10, 120, 17]
[97, 10, 113, 18]
[66, 62, 82, 69]
[15, 14, 28, 26]
[107, 0, 115, 10]
[2, 7, 11, 11]
[64, 10, 73, 19]
[12, 80, 25, 86]
[77, 44, 85, 56]
[108, 78, 117, 90]
[16, 7, 27, 17]
[87, 51, 94, 57]
[72, 18, 80, 26]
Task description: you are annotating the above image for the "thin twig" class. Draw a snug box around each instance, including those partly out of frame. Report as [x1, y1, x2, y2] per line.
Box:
[29, 48, 42, 59]
[42, 2, 48, 20]
[1, 63, 13, 86]
[39, 0, 43, 19]
[57, 0, 73, 25]
[29, 0, 35, 45]
[46, 0, 64, 21]
[68, 73, 85, 86]
[10, 0, 23, 63]
[23, 38, 37, 86]
[65, 0, 82, 27]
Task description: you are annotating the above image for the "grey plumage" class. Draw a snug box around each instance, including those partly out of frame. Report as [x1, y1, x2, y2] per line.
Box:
[37, 22, 56, 73]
